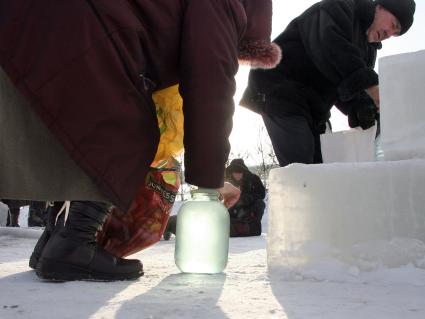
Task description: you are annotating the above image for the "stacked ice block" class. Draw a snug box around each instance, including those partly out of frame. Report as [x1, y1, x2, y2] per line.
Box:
[268, 50, 425, 272]
[380, 50, 425, 160]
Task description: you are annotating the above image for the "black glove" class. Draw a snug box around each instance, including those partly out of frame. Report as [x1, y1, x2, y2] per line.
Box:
[347, 95, 378, 130]
[315, 119, 332, 134]
[314, 111, 332, 134]
[315, 120, 327, 134]
[357, 103, 378, 130]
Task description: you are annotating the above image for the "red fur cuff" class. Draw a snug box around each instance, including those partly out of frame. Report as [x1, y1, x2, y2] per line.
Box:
[238, 40, 281, 69]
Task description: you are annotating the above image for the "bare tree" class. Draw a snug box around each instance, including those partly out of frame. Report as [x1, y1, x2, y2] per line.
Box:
[253, 126, 278, 189]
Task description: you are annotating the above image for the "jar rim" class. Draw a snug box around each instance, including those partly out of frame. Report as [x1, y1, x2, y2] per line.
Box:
[190, 188, 220, 197]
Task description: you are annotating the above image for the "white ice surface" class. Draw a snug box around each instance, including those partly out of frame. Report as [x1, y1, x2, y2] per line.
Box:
[380, 50, 425, 161]
[320, 126, 377, 163]
[267, 160, 425, 281]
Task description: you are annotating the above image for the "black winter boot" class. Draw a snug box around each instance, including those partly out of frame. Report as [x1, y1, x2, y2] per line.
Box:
[36, 201, 143, 281]
[28, 201, 47, 227]
[29, 202, 64, 269]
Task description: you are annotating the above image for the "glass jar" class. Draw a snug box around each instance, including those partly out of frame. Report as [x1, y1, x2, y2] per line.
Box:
[174, 188, 230, 273]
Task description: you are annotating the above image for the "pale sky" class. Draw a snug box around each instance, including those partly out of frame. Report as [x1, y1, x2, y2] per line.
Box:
[230, 0, 425, 164]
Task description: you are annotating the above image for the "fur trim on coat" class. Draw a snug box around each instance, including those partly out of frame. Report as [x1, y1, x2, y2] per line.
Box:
[238, 40, 281, 69]
[239, 0, 281, 69]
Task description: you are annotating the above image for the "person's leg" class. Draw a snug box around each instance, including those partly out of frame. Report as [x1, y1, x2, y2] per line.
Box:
[262, 113, 316, 167]
[28, 201, 46, 227]
[36, 201, 143, 281]
[7, 207, 20, 227]
[6, 210, 10, 226]
[3, 200, 20, 227]
[230, 219, 251, 237]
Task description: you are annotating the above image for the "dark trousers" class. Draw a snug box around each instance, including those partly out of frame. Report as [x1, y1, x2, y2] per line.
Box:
[6, 207, 20, 227]
[262, 113, 323, 167]
[2, 199, 28, 227]
[28, 201, 47, 227]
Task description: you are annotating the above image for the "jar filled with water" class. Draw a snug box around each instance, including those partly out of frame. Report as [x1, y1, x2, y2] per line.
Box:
[174, 188, 230, 273]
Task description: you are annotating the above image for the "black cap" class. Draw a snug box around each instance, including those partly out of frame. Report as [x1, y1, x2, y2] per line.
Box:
[375, 0, 416, 35]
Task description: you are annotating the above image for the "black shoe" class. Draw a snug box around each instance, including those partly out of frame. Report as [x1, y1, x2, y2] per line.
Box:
[28, 201, 48, 227]
[36, 201, 143, 281]
[163, 231, 172, 241]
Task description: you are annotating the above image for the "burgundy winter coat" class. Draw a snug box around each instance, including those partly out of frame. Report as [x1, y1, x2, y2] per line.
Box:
[0, 0, 247, 211]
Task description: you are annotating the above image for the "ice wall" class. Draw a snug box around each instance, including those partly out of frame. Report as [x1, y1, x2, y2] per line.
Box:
[267, 161, 425, 272]
[380, 50, 425, 160]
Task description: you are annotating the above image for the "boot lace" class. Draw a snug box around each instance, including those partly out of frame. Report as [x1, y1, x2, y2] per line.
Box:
[55, 201, 71, 226]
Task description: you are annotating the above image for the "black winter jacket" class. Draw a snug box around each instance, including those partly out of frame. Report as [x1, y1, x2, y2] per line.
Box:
[240, 0, 381, 128]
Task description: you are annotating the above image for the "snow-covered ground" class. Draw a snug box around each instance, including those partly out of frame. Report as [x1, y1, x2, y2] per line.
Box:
[1, 204, 425, 319]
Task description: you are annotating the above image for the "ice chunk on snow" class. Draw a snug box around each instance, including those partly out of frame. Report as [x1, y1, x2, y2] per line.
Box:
[380, 50, 425, 160]
[267, 160, 425, 275]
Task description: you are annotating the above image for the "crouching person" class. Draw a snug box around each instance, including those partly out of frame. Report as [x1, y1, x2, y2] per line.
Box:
[226, 159, 266, 237]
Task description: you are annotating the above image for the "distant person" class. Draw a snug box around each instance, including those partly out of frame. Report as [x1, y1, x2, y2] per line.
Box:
[1, 199, 28, 227]
[225, 159, 266, 237]
[241, 0, 416, 167]
[1, 199, 45, 227]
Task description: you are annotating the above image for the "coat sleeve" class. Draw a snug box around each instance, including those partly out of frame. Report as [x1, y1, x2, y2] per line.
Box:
[297, 0, 378, 102]
[179, 0, 245, 189]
